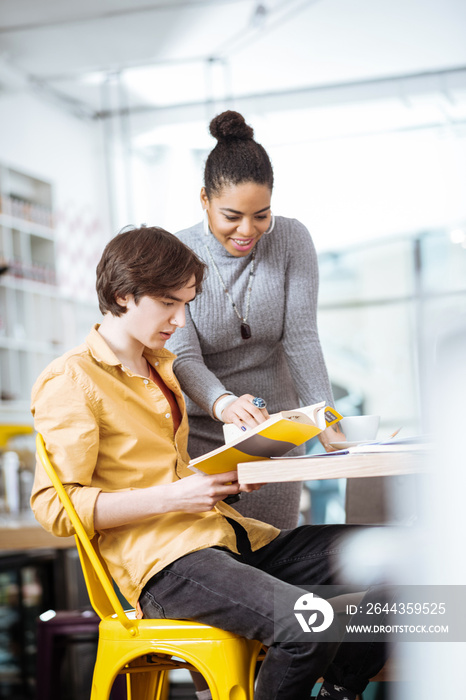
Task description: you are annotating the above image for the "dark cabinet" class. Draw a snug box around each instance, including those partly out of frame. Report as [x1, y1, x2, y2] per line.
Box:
[0, 550, 57, 699]
[0, 548, 98, 700]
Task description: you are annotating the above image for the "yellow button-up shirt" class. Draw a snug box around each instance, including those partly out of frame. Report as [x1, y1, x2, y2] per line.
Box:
[30, 325, 279, 606]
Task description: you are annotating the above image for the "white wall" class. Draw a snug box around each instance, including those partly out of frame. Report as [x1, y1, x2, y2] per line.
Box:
[127, 113, 466, 251]
[129, 146, 204, 235]
[269, 126, 466, 251]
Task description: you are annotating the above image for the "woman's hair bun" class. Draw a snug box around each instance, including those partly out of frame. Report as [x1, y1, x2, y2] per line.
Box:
[209, 110, 254, 142]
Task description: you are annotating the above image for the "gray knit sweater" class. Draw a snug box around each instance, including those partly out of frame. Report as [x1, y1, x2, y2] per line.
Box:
[167, 217, 334, 528]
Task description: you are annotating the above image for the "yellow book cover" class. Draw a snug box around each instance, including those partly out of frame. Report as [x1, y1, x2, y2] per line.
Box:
[188, 402, 343, 475]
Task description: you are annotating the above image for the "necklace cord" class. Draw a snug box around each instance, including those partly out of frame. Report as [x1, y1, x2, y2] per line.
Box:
[205, 243, 256, 332]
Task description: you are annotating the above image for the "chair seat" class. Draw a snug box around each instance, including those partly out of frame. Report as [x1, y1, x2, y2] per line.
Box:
[100, 611, 253, 640]
[93, 614, 262, 699]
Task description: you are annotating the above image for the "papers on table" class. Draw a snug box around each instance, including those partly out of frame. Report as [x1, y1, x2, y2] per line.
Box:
[270, 436, 434, 459]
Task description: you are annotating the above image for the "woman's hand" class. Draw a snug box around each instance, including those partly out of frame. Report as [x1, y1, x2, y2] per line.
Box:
[318, 424, 346, 452]
[221, 394, 270, 430]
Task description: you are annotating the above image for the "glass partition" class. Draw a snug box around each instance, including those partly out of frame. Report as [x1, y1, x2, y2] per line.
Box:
[319, 227, 466, 434]
[306, 226, 466, 524]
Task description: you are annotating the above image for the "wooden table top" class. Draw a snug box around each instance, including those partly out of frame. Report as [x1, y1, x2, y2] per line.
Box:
[0, 450, 431, 552]
[0, 514, 75, 552]
[237, 449, 430, 484]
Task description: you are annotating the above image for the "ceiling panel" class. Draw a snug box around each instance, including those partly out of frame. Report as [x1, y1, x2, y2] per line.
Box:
[0, 0, 465, 122]
[0, 0, 256, 77]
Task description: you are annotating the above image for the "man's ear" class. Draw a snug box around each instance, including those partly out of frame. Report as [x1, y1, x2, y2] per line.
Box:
[115, 294, 130, 309]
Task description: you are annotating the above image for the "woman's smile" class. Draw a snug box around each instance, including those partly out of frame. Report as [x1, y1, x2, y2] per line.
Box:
[201, 182, 272, 257]
[229, 237, 257, 252]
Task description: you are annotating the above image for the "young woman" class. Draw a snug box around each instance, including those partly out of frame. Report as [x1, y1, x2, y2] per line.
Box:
[168, 110, 344, 529]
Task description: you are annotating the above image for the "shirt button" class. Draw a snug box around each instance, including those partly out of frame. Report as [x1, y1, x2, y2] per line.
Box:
[154, 361, 159, 366]
[143, 379, 149, 385]
[165, 413, 171, 419]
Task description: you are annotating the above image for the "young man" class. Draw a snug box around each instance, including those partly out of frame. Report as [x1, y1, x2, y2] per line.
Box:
[31, 226, 386, 700]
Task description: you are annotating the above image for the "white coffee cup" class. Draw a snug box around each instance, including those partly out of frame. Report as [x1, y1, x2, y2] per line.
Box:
[339, 415, 380, 442]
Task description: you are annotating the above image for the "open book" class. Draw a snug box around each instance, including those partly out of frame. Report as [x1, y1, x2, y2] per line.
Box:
[188, 402, 343, 475]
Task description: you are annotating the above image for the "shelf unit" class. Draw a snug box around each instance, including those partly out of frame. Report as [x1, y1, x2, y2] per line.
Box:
[0, 168, 101, 698]
[0, 165, 64, 426]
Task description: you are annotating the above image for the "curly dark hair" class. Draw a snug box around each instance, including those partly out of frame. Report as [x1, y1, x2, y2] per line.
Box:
[204, 110, 274, 198]
[96, 225, 206, 316]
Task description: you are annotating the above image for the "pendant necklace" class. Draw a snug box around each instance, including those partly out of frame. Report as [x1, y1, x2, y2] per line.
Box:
[205, 243, 256, 340]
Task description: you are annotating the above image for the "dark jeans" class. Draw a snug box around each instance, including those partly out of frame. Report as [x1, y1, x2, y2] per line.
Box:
[140, 521, 388, 700]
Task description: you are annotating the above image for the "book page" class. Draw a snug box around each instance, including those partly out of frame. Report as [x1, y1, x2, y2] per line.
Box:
[281, 404, 342, 429]
[280, 401, 324, 425]
[223, 401, 328, 443]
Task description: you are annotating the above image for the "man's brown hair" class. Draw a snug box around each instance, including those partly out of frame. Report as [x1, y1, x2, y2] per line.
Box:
[96, 226, 206, 316]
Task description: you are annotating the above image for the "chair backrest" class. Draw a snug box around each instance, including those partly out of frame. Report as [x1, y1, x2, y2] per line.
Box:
[36, 433, 138, 636]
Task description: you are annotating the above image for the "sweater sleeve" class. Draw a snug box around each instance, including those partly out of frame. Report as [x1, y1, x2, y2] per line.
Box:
[281, 221, 334, 407]
[30, 370, 102, 538]
[169, 306, 233, 418]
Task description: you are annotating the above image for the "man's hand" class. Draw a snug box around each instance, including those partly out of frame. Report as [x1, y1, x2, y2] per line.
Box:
[94, 471, 264, 530]
[172, 471, 262, 512]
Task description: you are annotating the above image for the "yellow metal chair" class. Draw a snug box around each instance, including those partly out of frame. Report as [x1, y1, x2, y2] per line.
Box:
[36, 433, 263, 700]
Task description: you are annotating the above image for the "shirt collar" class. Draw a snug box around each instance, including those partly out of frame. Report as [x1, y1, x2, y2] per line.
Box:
[86, 324, 176, 367]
